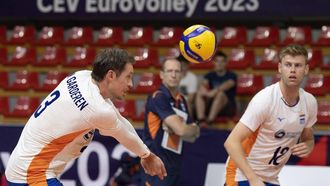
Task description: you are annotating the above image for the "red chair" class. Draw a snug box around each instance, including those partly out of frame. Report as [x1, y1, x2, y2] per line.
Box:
[307, 49, 322, 70]
[317, 101, 330, 124]
[154, 26, 183, 46]
[227, 48, 255, 70]
[237, 74, 263, 95]
[0, 96, 9, 115]
[65, 26, 93, 46]
[35, 26, 64, 46]
[63, 47, 96, 67]
[131, 73, 161, 94]
[94, 26, 123, 46]
[8, 25, 35, 45]
[126, 27, 153, 46]
[164, 47, 181, 59]
[0, 26, 6, 44]
[281, 26, 312, 45]
[249, 26, 279, 46]
[0, 47, 7, 64]
[321, 59, 330, 70]
[133, 48, 159, 68]
[7, 71, 38, 91]
[4, 46, 36, 66]
[132, 101, 145, 121]
[253, 48, 279, 70]
[113, 99, 136, 119]
[36, 71, 68, 92]
[270, 74, 281, 84]
[4, 96, 40, 118]
[0, 71, 9, 89]
[304, 74, 330, 96]
[33, 46, 66, 67]
[219, 26, 247, 46]
[154, 47, 181, 69]
[315, 26, 330, 46]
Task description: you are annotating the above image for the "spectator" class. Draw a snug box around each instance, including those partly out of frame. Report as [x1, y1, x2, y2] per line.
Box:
[141, 58, 200, 186]
[177, 55, 198, 118]
[195, 51, 237, 127]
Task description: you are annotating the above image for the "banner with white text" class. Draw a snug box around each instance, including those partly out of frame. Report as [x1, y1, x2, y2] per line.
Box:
[0, 0, 330, 20]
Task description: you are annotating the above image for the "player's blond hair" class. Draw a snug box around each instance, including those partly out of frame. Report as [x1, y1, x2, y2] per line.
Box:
[279, 44, 308, 64]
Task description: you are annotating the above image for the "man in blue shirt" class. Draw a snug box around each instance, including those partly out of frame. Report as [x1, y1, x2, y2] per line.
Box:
[195, 51, 237, 127]
[141, 58, 200, 186]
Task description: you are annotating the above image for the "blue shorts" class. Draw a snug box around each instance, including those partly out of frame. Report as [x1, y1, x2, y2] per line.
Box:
[225, 180, 280, 186]
[7, 178, 63, 186]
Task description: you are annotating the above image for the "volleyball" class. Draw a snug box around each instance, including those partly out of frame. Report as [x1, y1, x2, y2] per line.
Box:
[179, 25, 217, 63]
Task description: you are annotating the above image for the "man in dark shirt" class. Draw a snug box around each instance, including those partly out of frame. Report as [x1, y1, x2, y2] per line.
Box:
[141, 58, 200, 186]
[195, 51, 237, 127]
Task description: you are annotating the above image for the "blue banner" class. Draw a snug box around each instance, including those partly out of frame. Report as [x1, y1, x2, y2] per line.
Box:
[0, 0, 329, 20]
[0, 126, 329, 186]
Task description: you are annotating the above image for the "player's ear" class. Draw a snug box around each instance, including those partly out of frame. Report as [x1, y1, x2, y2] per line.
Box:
[304, 63, 309, 75]
[278, 62, 282, 74]
[160, 70, 164, 80]
[106, 70, 117, 80]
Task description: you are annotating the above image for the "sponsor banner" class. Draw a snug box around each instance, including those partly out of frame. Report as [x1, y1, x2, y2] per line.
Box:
[0, 0, 329, 20]
[0, 126, 329, 186]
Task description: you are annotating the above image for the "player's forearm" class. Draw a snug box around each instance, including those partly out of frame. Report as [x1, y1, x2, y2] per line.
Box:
[111, 119, 150, 158]
[182, 135, 197, 143]
[164, 116, 199, 138]
[302, 137, 315, 154]
[181, 123, 199, 138]
[119, 115, 139, 136]
[224, 140, 259, 181]
[301, 128, 315, 155]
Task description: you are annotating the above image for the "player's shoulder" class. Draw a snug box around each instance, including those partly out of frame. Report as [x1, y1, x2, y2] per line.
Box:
[248, 83, 278, 107]
[91, 99, 117, 117]
[204, 71, 216, 78]
[226, 71, 237, 77]
[151, 90, 165, 99]
[300, 88, 317, 106]
[254, 83, 277, 99]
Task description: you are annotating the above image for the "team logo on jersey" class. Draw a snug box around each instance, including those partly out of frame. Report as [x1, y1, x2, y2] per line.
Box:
[277, 117, 285, 122]
[83, 129, 95, 141]
[274, 129, 286, 139]
[299, 114, 305, 125]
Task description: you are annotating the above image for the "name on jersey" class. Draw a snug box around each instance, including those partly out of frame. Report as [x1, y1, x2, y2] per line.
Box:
[67, 76, 89, 111]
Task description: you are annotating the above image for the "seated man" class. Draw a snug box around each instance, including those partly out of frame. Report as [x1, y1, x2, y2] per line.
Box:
[195, 51, 237, 126]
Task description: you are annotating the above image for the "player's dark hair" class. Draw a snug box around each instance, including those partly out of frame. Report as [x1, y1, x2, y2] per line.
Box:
[279, 44, 308, 64]
[214, 50, 227, 60]
[92, 48, 135, 82]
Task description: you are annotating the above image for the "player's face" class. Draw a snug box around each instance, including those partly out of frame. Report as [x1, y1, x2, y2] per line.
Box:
[214, 56, 226, 72]
[110, 63, 134, 100]
[160, 60, 182, 89]
[278, 55, 309, 87]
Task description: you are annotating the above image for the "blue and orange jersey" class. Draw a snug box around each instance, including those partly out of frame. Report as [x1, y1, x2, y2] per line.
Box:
[143, 84, 192, 171]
